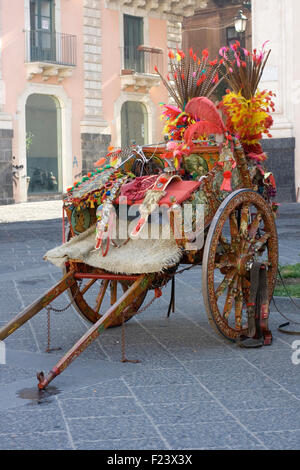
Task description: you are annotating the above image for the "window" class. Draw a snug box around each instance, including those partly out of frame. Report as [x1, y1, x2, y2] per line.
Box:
[30, 0, 55, 62]
[124, 14, 144, 73]
[30, 0, 53, 31]
[226, 27, 240, 47]
[226, 26, 245, 48]
[121, 102, 148, 147]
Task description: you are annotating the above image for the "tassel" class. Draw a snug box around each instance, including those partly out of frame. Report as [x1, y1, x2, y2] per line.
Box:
[90, 199, 95, 209]
[221, 171, 232, 192]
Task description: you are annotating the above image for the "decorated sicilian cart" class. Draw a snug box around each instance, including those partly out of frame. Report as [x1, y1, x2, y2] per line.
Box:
[0, 41, 279, 389]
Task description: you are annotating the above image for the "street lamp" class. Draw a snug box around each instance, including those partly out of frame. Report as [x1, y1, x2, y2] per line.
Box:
[234, 9, 248, 34]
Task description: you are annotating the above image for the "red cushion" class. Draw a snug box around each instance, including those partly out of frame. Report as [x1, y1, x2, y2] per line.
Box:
[116, 180, 201, 207]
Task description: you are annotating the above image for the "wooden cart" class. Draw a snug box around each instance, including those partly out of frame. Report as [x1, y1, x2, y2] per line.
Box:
[0, 139, 278, 390]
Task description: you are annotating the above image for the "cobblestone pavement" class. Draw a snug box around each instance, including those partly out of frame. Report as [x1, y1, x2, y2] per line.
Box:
[0, 202, 299, 450]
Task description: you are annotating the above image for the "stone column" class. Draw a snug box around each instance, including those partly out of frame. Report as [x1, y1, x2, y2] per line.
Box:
[252, 0, 296, 201]
[81, 0, 111, 175]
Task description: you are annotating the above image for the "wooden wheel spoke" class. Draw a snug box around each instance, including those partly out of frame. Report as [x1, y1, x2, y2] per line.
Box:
[229, 213, 239, 242]
[215, 261, 234, 270]
[80, 279, 97, 296]
[249, 212, 262, 239]
[242, 277, 251, 305]
[219, 235, 231, 252]
[121, 283, 129, 294]
[253, 232, 270, 252]
[94, 279, 109, 313]
[216, 269, 236, 299]
[110, 281, 117, 305]
[234, 277, 243, 330]
[239, 204, 250, 238]
[223, 286, 235, 321]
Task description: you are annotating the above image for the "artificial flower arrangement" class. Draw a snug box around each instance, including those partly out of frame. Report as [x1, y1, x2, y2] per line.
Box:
[153, 47, 231, 171]
[155, 47, 225, 141]
[218, 40, 275, 162]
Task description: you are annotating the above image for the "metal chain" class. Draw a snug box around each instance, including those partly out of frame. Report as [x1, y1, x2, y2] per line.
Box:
[45, 279, 82, 353]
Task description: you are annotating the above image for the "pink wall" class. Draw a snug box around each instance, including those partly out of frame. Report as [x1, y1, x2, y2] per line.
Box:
[101, 8, 169, 146]
[149, 17, 168, 141]
[101, 8, 121, 146]
[1, 0, 85, 199]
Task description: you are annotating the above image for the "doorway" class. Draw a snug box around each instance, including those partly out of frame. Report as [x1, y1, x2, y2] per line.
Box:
[121, 101, 148, 147]
[26, 93, 62, 194]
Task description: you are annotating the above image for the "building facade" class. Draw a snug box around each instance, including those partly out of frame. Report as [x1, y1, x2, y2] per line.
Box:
[183, 0, 299, 202]
[252, 0, 299, 203]
[0, 0, 198, 205]
[182, 0, 252, 58]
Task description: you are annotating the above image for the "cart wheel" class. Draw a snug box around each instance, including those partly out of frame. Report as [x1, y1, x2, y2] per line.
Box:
[63, 263, 147, 327]
[202, 189, 278, 341]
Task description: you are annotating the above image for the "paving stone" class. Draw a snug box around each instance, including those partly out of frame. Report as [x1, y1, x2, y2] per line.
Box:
[124, 367, 197, 387]
[0, 404, 66, 435]
[143, 400, 232, 425]
[157, 421, 264, 450]
[128, 383, 214, 405]
[69, 414, 159, 442]
[59, 379, 131, 399]
[254, 430, 300, 450]
[236, 406, 300, 433]
[74, 438, 168, 450]
[211, 387, 300, 412]
[60, 396, 143, 419]
[0, 431, 73, 450]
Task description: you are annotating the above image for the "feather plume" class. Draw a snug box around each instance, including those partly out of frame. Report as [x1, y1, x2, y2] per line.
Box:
[184, 121, 224, 147]
[185, 97, 225, 132]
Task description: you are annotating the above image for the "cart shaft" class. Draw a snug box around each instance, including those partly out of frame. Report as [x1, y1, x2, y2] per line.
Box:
[37, 273, 154, 390]
[0, 271, 76, 341]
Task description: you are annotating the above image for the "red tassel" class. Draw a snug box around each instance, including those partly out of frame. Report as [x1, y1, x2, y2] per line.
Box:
[221, 171, 232, 192]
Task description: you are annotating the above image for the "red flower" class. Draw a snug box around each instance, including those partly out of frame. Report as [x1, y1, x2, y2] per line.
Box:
[177, 48, 185, 59]
[189, 47, 194, 57]
[202, 48, 209, 59]
[168, 50, 175, 59]
[209, 59, 218, 66]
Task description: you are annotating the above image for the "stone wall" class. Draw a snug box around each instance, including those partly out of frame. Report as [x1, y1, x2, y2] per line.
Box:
[262, 138, 296, 203]
[81, 133, 111, 175]
[0, 129, 14, 205]
[83, 0, 103, 123]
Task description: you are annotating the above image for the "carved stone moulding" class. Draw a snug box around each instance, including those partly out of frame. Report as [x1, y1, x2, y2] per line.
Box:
[26, 62, 75, 83]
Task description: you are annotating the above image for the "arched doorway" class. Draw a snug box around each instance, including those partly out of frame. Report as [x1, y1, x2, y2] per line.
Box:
[121, 101, 148, 147]
[26, 93, 62, 194]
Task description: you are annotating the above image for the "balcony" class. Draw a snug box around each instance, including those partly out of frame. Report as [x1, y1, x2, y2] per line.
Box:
[25, 30, 77, 82]
[120, 45, 163, 92]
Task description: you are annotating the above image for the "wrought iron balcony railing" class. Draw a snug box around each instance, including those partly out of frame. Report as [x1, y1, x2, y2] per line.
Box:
[25, 30, 77, 66]
[121, 45, 164, 75]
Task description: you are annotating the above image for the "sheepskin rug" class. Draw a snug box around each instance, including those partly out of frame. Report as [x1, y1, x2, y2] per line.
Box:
[44, 223, 182, 274]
